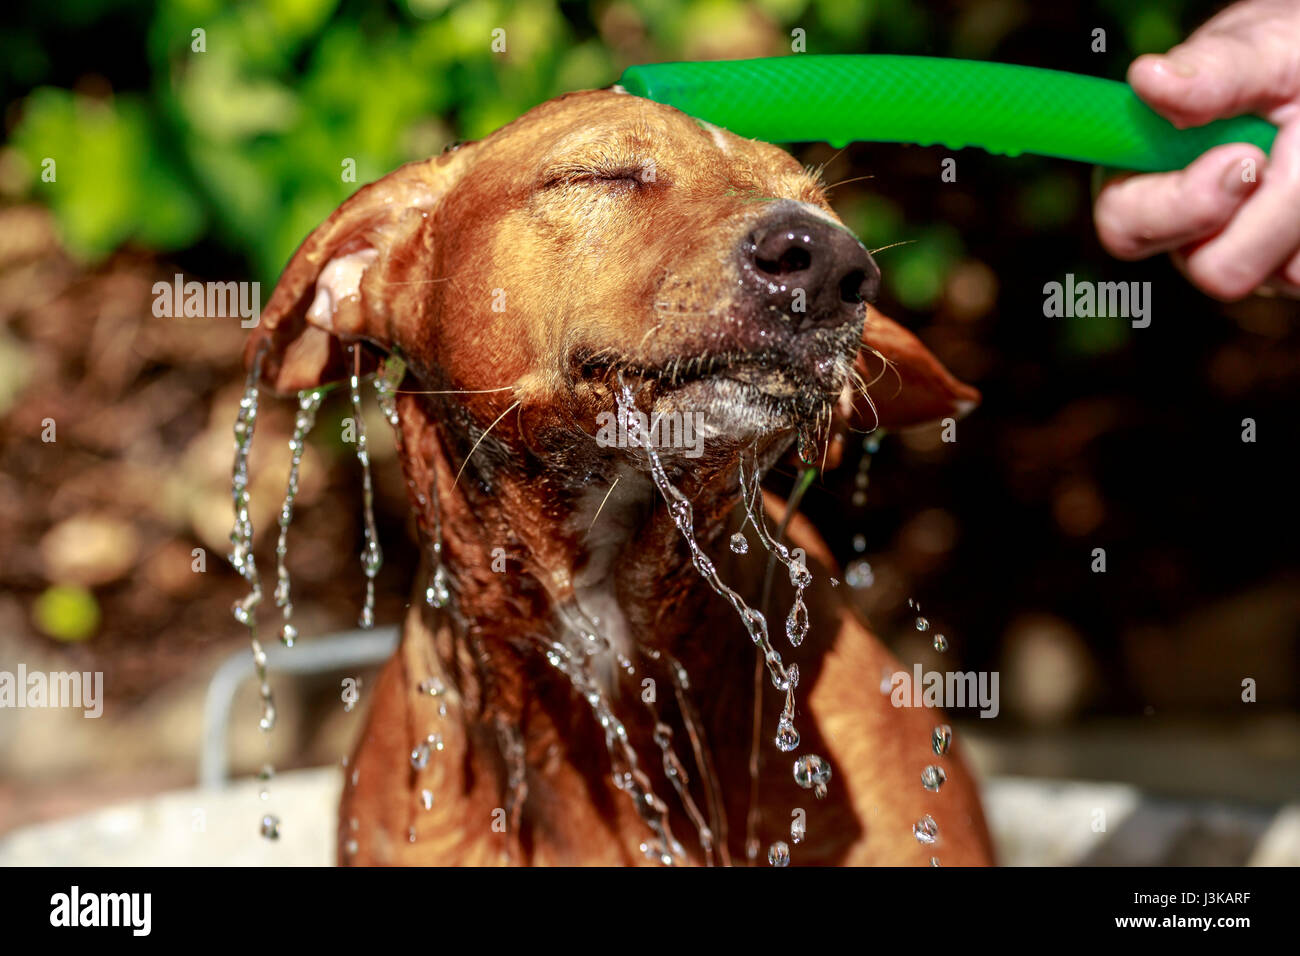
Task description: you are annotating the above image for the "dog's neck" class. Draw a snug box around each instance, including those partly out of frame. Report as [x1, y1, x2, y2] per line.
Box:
[390, 390, 793, 860]
[396, 391, 757, 670]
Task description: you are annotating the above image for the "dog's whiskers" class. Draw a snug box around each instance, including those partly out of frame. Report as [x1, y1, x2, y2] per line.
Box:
[586, 476, 621, 533]
[868, 239, 917, 256]
[452, 400, 522, 489]
[397, 385, 516, 395]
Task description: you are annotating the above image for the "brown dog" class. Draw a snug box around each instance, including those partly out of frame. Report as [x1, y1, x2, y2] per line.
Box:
[246, 88, 992, 865]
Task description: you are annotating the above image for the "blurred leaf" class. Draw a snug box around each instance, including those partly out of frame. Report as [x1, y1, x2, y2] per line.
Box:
[885, 226, 963, 311]
[12, 88, 204, 258]
[34, 585, 101, 643]
[1016, 170, 1083, 230]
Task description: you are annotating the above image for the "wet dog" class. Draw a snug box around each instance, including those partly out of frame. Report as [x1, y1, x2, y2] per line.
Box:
[246, 88, 992, 865]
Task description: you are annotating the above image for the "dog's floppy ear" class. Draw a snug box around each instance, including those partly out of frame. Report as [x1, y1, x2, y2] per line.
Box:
[847, 306, 980, 431]
[244, 151, 472, 393]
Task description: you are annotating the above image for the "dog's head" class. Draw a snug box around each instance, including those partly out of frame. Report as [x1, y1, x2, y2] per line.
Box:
[247, 88, 975, 481]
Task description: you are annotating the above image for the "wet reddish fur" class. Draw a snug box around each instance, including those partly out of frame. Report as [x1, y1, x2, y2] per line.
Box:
[247, 90, 992, 866]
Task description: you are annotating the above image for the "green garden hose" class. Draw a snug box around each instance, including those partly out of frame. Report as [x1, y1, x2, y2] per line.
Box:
[618, 55, 1277, 172]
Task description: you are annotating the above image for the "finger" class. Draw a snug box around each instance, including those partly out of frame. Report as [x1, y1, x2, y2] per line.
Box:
[1094, 144, 1265, 260]
[1129, 29, 1299, 128]
[1282, 245, 1300, 287]
[1184, 119, 1300, 299]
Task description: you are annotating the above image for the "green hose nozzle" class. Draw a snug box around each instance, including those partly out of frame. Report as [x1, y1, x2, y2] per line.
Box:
[618, 56, 1277, 172]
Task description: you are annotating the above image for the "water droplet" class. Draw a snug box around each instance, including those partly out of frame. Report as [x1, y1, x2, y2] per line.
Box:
[930, 856, 941, 867]
[408, 826, 417, 844]
[729, 532, 748, 554]
[768, 841, 791, 867]
[785, 599, 809, 647]
[913, 814, 939, 845]
[775, 718, 800, 752]
[348, 353, 382, 630]
[793, 753, 832, 798]
[279, 623, 298, 647]
[420, 789, 434, 810]
[932, 724, 952, 756]
[425, 566, 451, 608]
[788, 562, 811, 590]
[932, 633, 948, 652]
[921, 765, 947, 792]
[915, 616, 930, 632]
[260, 814, 280, 840]
[345, 838, 358, 855]
[410, 742, 430, 770]
[852, 533, 867, 552]
[845, 558, 874, 589]
[259, 698, 276, 732]
[790, 816, 805, 844]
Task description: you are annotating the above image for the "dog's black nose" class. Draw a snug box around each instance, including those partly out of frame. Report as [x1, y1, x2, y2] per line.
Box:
[745, 213, 879, 328]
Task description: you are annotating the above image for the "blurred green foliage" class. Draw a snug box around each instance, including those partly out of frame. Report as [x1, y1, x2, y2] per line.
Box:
[4, 0, 1218, 309]
[33, 584, 101, 642]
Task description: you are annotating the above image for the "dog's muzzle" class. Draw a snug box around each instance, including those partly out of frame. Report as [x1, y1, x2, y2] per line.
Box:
[738, 209, 880, 329]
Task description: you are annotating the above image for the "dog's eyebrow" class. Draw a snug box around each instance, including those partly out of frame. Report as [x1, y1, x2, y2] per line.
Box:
[539, 128, 658, 175]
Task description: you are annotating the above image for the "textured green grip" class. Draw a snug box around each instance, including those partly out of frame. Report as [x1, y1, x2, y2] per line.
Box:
[618, 55, 1277, 172]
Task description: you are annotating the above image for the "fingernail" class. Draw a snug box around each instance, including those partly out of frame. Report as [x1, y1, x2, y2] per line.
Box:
[1163, 54, 1198, 78]
[1222, 156, 1262, 195]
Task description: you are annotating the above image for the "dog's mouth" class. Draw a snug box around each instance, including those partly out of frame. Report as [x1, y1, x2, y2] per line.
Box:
[570, 322, 860, 435]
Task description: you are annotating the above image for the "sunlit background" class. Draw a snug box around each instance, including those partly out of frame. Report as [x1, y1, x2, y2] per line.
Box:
[1, 0, 1296, 863]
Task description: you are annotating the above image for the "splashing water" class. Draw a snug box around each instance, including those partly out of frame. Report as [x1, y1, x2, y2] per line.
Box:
[653, 720, 716, 866]
[932, 724, 953, 756]
[496, 717, 529, 844]
[622, 390, 792, 695]
[545, 589, 708, 865]
[260, 814, 280, 840]
[617, 384, 818, 865]
[793, 753, 832, 799]
[921, 765, 947, 792]
[273, 389, 324, 647]
[737, 457, 812, 651]
[348, 346, 382, 629]
[542, 634, 684, 865]
[228, 348, 275, 734]
[665, 655, 729, 866]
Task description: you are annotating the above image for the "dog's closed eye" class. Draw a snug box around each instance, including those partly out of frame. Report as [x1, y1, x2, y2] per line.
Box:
[541, 161, 656, 189]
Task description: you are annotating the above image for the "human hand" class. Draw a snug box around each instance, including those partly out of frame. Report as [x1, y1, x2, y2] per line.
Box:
[1094, 0, 1300, 299]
